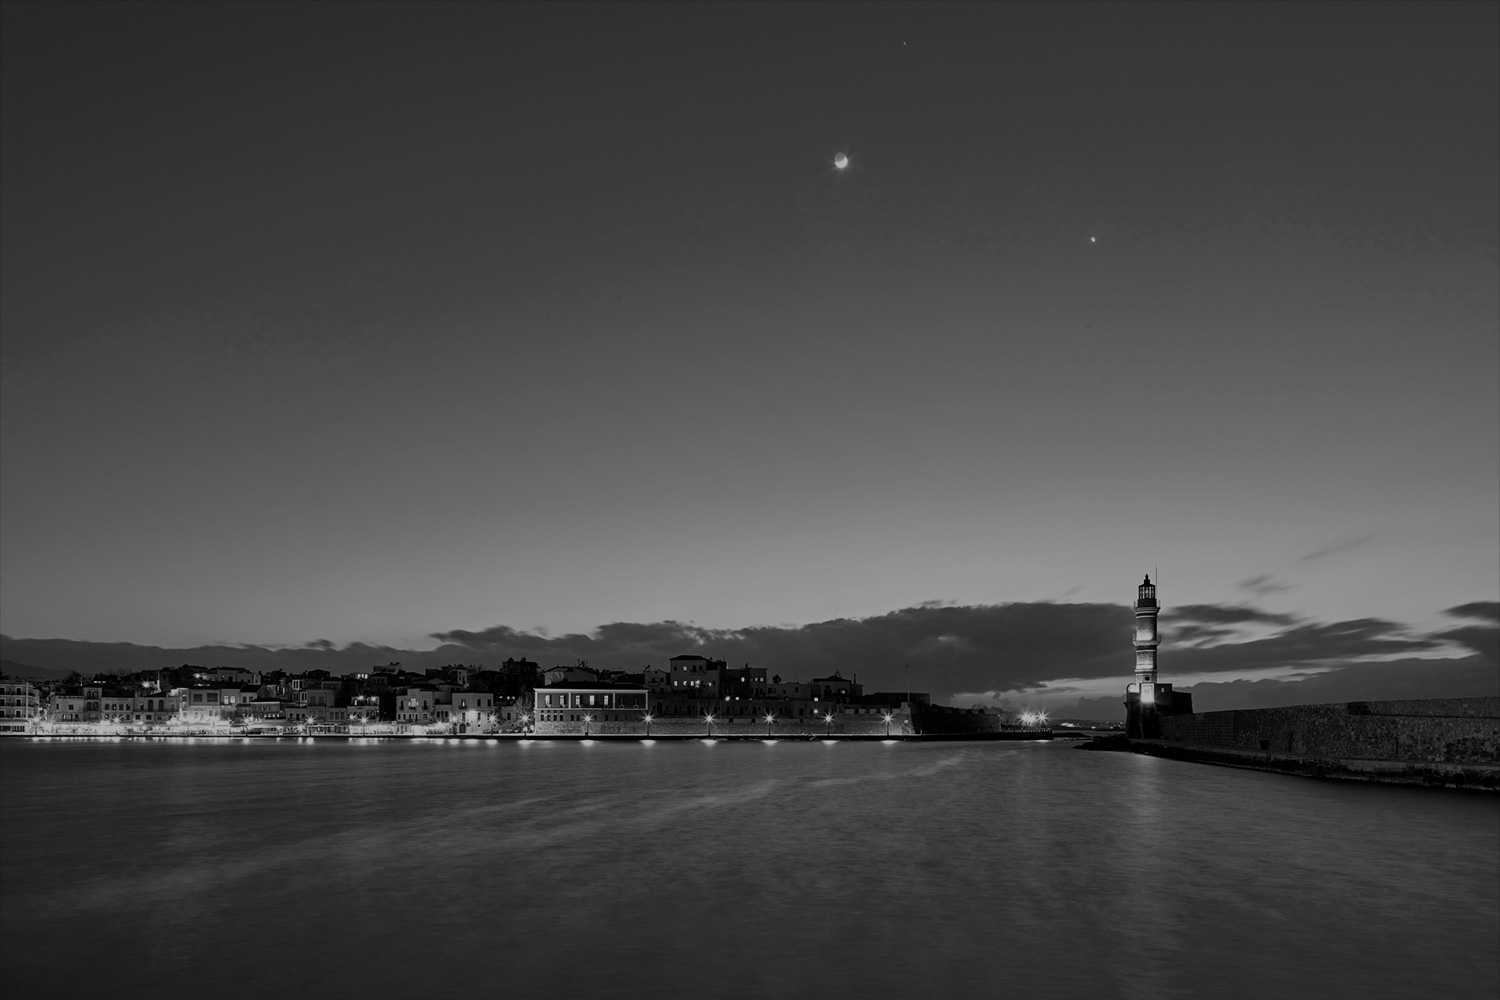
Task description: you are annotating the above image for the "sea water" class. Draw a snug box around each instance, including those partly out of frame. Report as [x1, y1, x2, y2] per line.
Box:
[2, 738, 1496, 1000]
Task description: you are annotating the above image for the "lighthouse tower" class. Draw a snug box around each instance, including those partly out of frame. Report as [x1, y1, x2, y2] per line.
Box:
[1124, 574, 1191, 738]
[1133, 574, 1159, 699]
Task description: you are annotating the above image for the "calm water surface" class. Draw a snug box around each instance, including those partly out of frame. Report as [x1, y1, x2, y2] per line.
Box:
[2, 738, 1496, 999]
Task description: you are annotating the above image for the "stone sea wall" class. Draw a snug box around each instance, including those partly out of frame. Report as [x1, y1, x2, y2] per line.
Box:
[534, 714, 914, 737]
[1158, 698, 1500, 765]
[532, 706, 1009, 737]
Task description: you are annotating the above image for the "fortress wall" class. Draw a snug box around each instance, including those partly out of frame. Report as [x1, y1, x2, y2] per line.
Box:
[1158, 698, 1500, 764]
[911, 709, 1006, 734]
[530, 707, 1015, 737]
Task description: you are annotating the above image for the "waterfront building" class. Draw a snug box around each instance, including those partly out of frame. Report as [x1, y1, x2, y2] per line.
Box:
[437, 691, 494, 733]
[99, 690, 137, 724]
[127, 693, 182, 727]
[0, 681, 42, 733]
[348, 693, 382, 725]
[395, 688, 439, 725]
[49, 686, 103, 724]
[175, 687, 250, 725]
[533, 683, 649, 733]
[301, 687, 350, 725]
[492, 695, 527, 730]
[243, 699, 287, 727]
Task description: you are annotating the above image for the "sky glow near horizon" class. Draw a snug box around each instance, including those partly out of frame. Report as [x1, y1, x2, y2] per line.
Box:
[0, 4, 1496, 707]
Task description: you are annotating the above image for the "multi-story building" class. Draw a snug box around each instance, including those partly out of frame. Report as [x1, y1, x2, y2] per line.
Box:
[810, 672, 862, 702]
[0, 681, 42, 734]
[721, 665, 769, 702]
[126, 693, 182, 727]
[49, 686, 103, 724]
[46, 687, 182, 729]
[205, 666, 259, 687]
[395, 688, 439, 726]
[533, 684, 649, 733]
[100, 690, 141, 723]
[436, 691, 494, 733]
[643, 666, 672, 697]
[300, 688, 348, 725]
[175, 687, 252, 725]
[668, 655, 725, 697]
[493, 695, 527, 730]
[347, 693, 382, 725]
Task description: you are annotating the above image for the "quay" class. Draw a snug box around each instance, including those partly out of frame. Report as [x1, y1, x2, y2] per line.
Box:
[14, 729, 1055, 743]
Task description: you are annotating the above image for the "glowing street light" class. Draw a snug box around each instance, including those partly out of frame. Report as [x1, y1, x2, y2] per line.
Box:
[582, 714, 593, 737]
[764, 712, 776, 738]
[704, 713, 715, 738]
[883, 713, 894, 737]
[823, 711, 835, 737]
[643, 713, 653, 737]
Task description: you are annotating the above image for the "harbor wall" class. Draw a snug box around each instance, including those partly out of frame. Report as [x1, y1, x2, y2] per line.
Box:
[534, 714, 914, 737]
[533, 707, 1010, 737]
[1157, 698, 1500, 765]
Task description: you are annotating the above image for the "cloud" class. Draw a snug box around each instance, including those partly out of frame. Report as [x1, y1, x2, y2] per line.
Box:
[1298, 534, 1377, 561]
[1444, 602, 1500, 624]
[1238, 574, 1293, 598]
[1431, 601, 1500, 664]
[1172, 604, 1297, 626]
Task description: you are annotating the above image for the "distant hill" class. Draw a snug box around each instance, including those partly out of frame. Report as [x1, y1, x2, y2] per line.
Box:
[0, 658, 74, 681]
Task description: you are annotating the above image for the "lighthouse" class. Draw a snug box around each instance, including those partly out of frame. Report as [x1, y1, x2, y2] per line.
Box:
[1133, 574, 1159, 698]
[1124, 574, 1192, 738]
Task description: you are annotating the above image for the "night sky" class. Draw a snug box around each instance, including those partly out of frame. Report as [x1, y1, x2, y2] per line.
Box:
[2, 3, 1496, 710]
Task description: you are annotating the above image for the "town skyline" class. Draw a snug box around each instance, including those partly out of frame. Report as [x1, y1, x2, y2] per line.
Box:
[5, 586, 1495, 718]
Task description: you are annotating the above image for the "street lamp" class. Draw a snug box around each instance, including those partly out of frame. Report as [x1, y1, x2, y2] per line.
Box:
[704, 713, 715, 738]
[764, 712, 776, 738]
[643, 713, 653, 737]
[823, 711, 835, 737]
[582, 714, 592, 737]
[883, 713, 894, 737]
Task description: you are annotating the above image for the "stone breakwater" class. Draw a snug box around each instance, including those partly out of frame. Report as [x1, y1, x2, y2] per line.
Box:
[535, 717, 913, 737]
[1085, 697, 1499, 789]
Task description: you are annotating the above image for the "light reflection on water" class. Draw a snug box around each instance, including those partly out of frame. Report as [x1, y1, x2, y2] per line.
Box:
[1, 739, 1496, 1000]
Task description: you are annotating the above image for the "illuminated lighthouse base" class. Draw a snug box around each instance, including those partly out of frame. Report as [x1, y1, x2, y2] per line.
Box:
[1125, 681, 1193, 739]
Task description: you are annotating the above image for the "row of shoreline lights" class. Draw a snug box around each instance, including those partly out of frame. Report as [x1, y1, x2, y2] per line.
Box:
[44, 708, 920, 738]
[574, 711, 897, 737]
